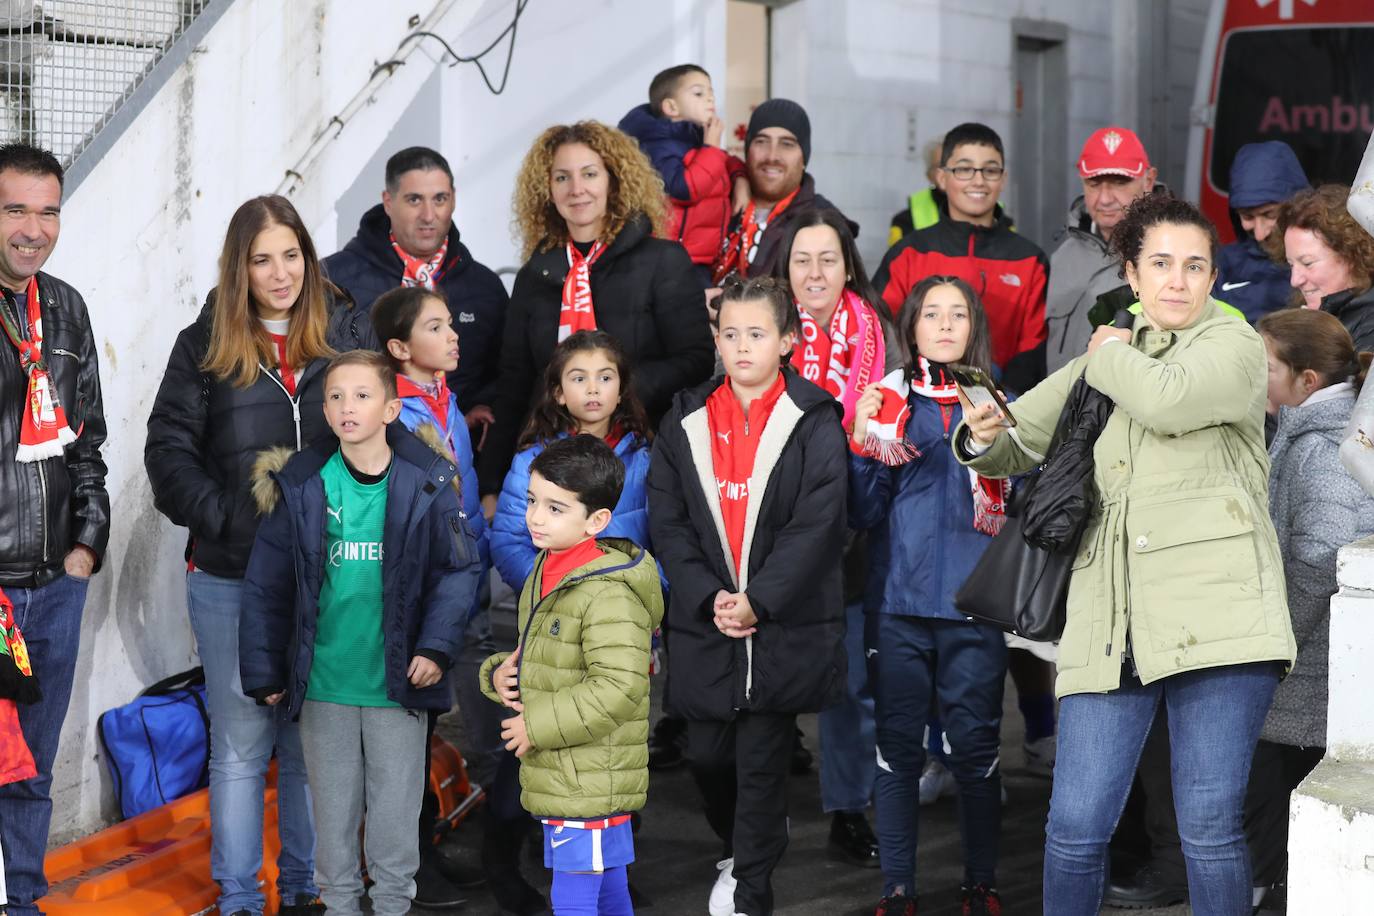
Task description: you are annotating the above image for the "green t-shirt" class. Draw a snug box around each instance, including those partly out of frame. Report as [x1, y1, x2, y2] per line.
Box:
[307, 450, 396, 707]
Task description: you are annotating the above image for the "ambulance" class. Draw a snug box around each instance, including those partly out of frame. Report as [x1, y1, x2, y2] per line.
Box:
[1185, 0, 1374, 243]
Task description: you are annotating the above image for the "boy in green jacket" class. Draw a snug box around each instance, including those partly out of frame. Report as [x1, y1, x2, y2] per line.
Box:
[481, 435, 664, 915]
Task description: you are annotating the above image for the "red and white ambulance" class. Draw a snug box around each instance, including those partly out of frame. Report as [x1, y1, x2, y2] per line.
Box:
[1185, 0, 1374, 243]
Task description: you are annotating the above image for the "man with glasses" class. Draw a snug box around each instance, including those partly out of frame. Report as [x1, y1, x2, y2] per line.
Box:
[1045, 127, 1158, 373]
[873, 122, 1048, 393]
[712, 98, 856, 283]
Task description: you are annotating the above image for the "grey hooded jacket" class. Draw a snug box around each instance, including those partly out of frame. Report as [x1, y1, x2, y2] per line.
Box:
[1264, 385, 1374, 747]
[1045, 197, 1126, 374]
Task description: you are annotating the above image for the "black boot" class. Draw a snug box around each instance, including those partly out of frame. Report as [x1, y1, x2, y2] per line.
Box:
[414, 848, 467, 910]
[791, 726, 814, 774]
[647, 715, 686, 770]
[827, 811, 880, 868]
[1103, 861, 1188, 909]
[482, 812, 548, 915]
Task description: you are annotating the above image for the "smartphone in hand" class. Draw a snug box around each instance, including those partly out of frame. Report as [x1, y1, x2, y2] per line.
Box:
[949, 363, 1016, 428]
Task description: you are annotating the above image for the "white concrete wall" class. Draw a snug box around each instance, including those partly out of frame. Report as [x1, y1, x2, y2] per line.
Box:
[439, 0, 729, 276]
[769, 0, 1143, 268]
[41, 0, 478, 843]
[1288, 536, 1374, 910]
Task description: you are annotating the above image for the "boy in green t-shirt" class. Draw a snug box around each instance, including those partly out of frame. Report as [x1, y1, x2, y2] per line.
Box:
[240, 350, 480, 916]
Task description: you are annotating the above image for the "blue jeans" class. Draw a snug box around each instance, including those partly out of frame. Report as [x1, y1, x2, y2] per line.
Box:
[1044, 662, 1279, 916]
[867, 613, 1007, 893]
[0, 573, 88, 916]
[187, 571, 317, 915]
[818, 602, 876, 813]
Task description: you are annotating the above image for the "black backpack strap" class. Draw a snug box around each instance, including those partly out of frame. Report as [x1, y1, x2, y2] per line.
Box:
[139, 666, 206, 697]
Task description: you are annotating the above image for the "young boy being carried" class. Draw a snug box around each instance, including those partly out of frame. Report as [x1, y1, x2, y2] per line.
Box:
[481, 435, 664, 915]
[239, 350, 482, 916]
[619, 63, 749, 284]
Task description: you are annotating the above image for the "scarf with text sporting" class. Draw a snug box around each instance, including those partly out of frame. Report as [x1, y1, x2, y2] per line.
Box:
[559, 241, 605, 343]
[712, 186, 800, 284]
[910, 357, 1009, 536]
[391, 233, 449, 290]
[791, 289, 886, 431]
[0, 277, 76, 462]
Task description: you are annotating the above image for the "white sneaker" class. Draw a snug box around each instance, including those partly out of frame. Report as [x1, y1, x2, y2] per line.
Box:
[1024, 735, 1056, 777]
[708, 857, 736, 916]
[918, 758, 957, 805]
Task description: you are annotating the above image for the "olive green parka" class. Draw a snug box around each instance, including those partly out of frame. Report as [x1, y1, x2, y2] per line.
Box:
[958, 299, 1296, 698]
[480, 538, 664, 817]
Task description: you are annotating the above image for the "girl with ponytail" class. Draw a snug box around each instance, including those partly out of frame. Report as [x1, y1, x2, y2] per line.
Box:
[1246, 307, 1374, 906]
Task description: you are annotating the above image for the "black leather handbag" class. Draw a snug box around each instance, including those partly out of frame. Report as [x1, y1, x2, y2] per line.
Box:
[954, 375, 1113, 641]
[954, 487, 1078, 641]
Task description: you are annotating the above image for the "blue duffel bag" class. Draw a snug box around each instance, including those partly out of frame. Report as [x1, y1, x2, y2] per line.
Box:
[96, 667, 210, 819]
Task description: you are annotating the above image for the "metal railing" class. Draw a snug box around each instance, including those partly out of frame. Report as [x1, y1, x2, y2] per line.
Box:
[0, 0, 211, 167]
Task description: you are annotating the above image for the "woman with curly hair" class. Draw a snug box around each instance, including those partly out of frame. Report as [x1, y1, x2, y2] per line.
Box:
[477, 120, 714, 504]
[956, 192, 1295, 915]
[1271, 184, 1374, 349]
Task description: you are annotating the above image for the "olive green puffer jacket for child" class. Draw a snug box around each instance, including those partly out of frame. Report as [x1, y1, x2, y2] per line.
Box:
[480, 538, 664, 818]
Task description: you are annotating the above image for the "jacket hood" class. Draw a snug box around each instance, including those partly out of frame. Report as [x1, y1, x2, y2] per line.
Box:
[1274, 387, 1355, 445]
[674, 367, 844, 419]
[250, 421, 463, 515]
[1320, 285, 1374, 321]
[341, 203, 471, 278]
[561, 538, 665, 630]
[1229, 142, 1309, 213]
[617, 103, 702, 146]
[1062, 182, 1172, 242]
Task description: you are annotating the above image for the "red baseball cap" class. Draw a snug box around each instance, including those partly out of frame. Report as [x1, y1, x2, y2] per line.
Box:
[1077, 127, 1150, 179]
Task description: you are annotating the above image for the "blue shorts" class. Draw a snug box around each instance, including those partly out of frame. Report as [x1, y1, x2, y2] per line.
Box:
[541, 817, 636, 873]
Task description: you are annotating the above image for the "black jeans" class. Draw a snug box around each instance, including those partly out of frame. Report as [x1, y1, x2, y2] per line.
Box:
[687, 712, 797, 916]
[1244, 739, 1324, 887]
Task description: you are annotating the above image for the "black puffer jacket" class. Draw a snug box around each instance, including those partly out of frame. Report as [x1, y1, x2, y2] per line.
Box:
[477, 213, 713, 494]
[1321, 286, 1374, 353]
[0, 272, 109, 587]
[144, 289, 377, 578]
[323, 205, 509, 412]
[647, 370, 848, 719]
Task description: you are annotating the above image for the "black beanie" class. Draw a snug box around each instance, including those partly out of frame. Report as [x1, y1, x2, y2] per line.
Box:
[746, 98, 811, 164]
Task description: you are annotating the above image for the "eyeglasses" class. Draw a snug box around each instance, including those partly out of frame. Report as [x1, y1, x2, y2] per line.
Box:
[943, 165, 1005, 182]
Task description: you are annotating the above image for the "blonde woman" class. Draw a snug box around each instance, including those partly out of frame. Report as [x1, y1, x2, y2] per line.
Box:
[477, 120, 714, 506]
[145, 195, 375, 916]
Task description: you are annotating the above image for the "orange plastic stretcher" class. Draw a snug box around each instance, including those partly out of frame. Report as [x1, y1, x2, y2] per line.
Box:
[41, 735, 481, 915]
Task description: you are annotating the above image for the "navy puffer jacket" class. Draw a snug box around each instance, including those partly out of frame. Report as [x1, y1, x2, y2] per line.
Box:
[848, 390, 1010, 621]
[238, 423, 482, 719]
[1216, 141, 1310, 323]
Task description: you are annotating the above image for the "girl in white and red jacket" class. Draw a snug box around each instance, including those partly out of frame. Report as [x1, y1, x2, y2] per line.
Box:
[648, 276, 848, 916]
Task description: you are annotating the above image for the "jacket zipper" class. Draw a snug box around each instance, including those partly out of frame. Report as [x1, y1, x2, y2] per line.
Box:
[37, 459, 49, 563]
[260, 363, 303, 450]
[512, 552, 645, 697]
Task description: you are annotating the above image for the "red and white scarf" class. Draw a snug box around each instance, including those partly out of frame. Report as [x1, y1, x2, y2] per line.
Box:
[858, 368, 918, 467]
[712, 187, 800, 283]
[791, 289, 886, 431]
[391, 232, 449, 290]
[0, 277, 76, 462]
[559, 241, 604, 343]
[910, 358, 1010, 536]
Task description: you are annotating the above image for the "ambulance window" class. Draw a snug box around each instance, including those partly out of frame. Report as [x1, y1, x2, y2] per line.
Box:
[1210, 26, 1374, 194]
